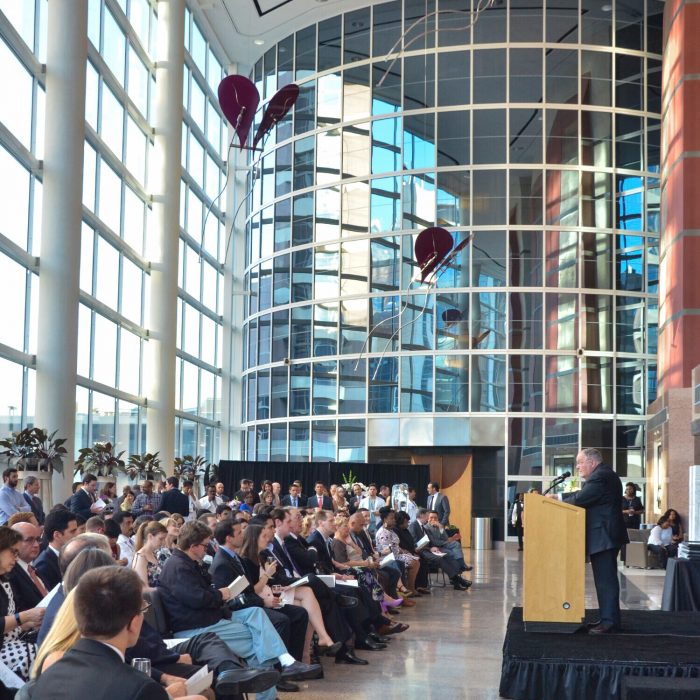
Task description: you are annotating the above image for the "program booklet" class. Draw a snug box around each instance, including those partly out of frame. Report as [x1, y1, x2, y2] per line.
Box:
[415, 534, 430, 549]
[186, 665, 213, 695]
[379, 552, 396, 568]
[227, 575, 250, 597]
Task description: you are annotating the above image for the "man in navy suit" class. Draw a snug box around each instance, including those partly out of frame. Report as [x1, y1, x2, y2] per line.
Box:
[281, 484, 302, 508]
[70, 474, 102, 521]
[306, 482, 333, 511]
[159, 477, 190, 517]
[9, 521, 48, 611]
[34, 509, 78, 590]
[548, 448, 628, 634]
[23, 476, 45, 525]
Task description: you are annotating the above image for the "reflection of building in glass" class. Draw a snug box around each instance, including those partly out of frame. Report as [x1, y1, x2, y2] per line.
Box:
[240, 1, 661, 505]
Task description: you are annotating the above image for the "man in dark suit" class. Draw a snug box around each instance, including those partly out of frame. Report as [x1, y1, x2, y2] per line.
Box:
[69, 474, 102, 521]
[426, 482, 450, 525]
[159, 477, 189, 517]
[548, 448, 628, 634]
[408, 509, 471, 589]
[9, 521, 47, 611]
[25, 566, 170, 700]
[306, 482, 333, 511]
[34, 509, 78, 590]
[281, 484, 303, 508]
[23, 476, 45, 525]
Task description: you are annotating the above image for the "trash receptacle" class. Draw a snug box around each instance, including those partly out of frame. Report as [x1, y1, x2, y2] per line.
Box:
[472, 517, 492, 550]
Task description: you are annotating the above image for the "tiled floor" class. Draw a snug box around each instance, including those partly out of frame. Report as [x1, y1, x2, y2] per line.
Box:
[288, 546, 667, 699]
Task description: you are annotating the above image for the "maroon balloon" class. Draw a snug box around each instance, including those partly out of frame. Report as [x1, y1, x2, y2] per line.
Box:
[414, 227, 453, 282]
[253, 83, 299, 150]
[218, 75, 260, 149]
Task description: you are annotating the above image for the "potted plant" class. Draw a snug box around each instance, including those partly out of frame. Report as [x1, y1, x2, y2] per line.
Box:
[74, 442, 126, 478]
[126, 451, 165, 481]
[173, 454, 208, 481]
[0, 428, 67, 473]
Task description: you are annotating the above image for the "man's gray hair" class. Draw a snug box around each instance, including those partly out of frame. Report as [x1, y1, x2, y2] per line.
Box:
[24, 475, 38, 488]
[582, 448, 603, 464]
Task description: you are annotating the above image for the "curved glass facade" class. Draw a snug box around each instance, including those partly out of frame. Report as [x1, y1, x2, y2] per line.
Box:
[240, 0, 662, 486]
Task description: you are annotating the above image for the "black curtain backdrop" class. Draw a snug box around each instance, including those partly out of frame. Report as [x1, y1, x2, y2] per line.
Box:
[218, 461, 431, 503]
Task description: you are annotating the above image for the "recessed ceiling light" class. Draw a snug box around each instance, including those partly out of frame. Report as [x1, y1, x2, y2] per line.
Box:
[254, 39, 265, 45]
[601, 3, 612, 11]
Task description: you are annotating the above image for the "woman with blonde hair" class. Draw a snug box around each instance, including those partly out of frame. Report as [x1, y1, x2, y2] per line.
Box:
[132, 520, 169, 589]
[300, 513, 315, 539]
[159, 516, 182, 551]
[30, 588, 80, 679]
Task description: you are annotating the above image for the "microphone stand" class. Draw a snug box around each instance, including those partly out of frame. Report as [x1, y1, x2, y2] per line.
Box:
[542, 474, 569, 496]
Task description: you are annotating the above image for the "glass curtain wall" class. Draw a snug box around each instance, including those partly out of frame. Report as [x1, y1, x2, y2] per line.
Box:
[0, 0, 226, 465]
[241, 0, 662, 473]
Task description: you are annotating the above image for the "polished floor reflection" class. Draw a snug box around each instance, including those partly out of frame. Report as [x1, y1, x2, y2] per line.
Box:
[289, 547, 667, 699]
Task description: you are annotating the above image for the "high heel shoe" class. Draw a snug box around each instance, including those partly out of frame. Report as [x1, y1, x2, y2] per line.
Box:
[383, 597, 403, 608]
[318, 640, 342, 656]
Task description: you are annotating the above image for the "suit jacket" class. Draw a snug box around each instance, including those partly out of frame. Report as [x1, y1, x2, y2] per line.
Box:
[306, 495, 333, 510]
[209, 547, 265, 610]
[25, 637, 168, 700]
[284, 534, 318, 575]
[159, 489, 190, 517]
[33, 547, 61, 591]
[23, 492, 45, 525]
[9, 562, 46, 612]
[69, 488, 94, 521]
[408, 519, 427, 544]
[280, 495, 303, 508]
[561, 463, 628, 556]
[307, 530, 336, 575]
[427, 492, 450, 525]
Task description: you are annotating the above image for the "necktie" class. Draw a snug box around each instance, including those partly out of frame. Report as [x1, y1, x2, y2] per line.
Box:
[429, 495, 434, 510]
[292, 497, 297, 507]
[281, 541, 300, 577]
[318, 496, 323, 508]
[28, 565, 47, 596]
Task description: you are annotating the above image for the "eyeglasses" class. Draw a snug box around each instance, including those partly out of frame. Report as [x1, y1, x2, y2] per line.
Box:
[140, 600, 151, 614]
[22, 537, 39, 544]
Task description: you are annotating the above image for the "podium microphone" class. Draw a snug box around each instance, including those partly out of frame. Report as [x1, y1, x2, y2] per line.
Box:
[543, 471, 572, 496]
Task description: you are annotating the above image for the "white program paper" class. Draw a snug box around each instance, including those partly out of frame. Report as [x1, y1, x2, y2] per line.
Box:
[286, 576, 309, 589]
[317, 574, 336, 588]
[415, 534, 430, 549]
[338, 578, 359, 587]
[93, 498, 107, 510]
[227, 574, 249, 597]
[379, 552, 396, 568]
[186, 665, 213, 695]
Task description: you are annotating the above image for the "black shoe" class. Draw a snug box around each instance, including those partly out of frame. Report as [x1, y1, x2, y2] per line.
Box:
[216, 667, 281, 695]
[416, 587, 431, 595]
[452, 576, 470, 590]
[276, 679, 300, 692]
[461, 564, 473, 572]
[586, 619, 601, 629]
[387, 607, 400, 615]
[318, 640, 343, 656]
[369, 633, 391, 644]
[335, 649, 369, 665]
[355, 638, 387, 651]
[337, 594, 359, 608]
[280, 661, 324, 681]
[588, 623, 619, 635]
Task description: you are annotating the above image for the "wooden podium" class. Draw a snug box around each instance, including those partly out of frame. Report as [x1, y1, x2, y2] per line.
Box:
[523, 493, 586, 632]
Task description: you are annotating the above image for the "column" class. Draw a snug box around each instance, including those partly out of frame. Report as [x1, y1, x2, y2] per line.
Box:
[35, 0, 88, 502]
[146, 0, 185, 472]
[659, 0, 700, 392]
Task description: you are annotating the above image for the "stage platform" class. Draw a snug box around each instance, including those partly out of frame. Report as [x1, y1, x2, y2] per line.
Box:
[500, 607, 700, 700]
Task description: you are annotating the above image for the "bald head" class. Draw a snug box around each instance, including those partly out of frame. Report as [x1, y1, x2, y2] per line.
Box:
[11, 522, 42, 563]
[348, 512, 364, 532]
[59, 533, 111, 576]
